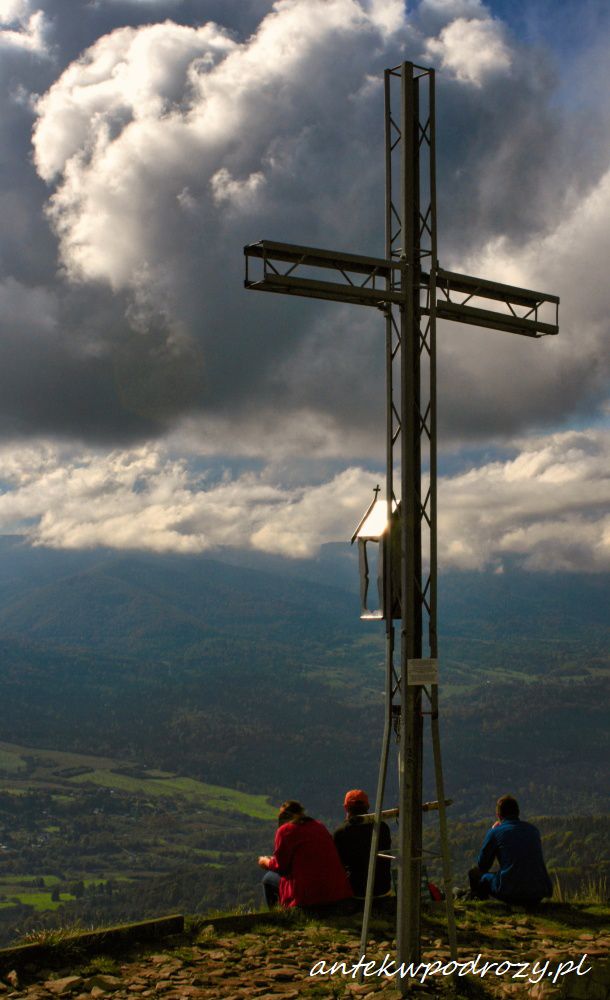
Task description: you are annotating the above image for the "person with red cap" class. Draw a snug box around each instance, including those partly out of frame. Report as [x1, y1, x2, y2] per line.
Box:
[258, 800, 353, 909]
[333, 790, 392, 898]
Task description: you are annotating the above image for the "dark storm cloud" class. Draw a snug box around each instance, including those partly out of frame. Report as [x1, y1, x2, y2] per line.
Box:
[0, 0, 609, 453]
[0, 279, 175, 441]
[0, 21, 58, 285]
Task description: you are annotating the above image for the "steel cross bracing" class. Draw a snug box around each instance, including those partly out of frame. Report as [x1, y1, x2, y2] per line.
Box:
[243, 61, 559, 990]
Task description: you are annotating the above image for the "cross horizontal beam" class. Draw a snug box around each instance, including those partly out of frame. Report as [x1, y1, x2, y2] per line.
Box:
[244, 239, 559, 338]
[245, 239, 391, 275]
[434, 267, 559, 337]
[244, 239, 394, 307]
[244, 271, 405, 307]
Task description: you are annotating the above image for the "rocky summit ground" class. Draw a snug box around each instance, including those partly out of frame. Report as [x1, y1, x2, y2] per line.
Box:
[0, 903, 608, 1000]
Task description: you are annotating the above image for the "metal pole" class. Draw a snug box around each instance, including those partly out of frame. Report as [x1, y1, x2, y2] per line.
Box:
[430, 685, 458, 961]
[358, 624, 394, 962]
[397, 62, 424, 983]
[428, 68, 438, 662]
[360, 67, 398, 963]
[425, 64, 458, 963]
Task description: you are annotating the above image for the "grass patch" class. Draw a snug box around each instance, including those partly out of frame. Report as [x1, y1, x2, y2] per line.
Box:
[0, 748, 26, 773]
[0, 740, 119, 772]
[80, 955, 121, 976]
[554, 874, 608, 905]
[0, 740, 277, 818]
[12, 891, 75, 912]
[81, 876, 133, 887]
[305, 985, 346, 998]
[68, 769, 276, 819]
[16, 922, 88, 946]
[249, 922, 285, 936]
[0, 875, 61, 887]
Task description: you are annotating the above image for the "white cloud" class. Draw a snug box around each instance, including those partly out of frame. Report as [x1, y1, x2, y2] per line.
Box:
[210, 167, 266, 209]
[0, 1, 49, 54]
[32, 1, 398, 287]
[32, 18, 239, 295]
[361, 0, 406, 36]
[420, 0, 485, 15]
[0, 0, 33, 24]
[250, 467, 372, 557]
[0, 428, 607, 571]
[0, 441, 373, 555]
[424, 16, 511, 86]
[438, 429, 610, 572]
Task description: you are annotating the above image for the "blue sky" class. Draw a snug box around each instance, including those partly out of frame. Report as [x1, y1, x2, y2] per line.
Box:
[487, 0, 607, 52]
[0, 0, 608, 572]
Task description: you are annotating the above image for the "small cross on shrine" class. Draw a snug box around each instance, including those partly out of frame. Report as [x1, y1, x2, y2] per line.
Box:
[243, 61, 559, 992]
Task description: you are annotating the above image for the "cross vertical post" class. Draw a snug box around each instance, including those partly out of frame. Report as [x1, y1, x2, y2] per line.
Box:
[391, 61, 436, 971]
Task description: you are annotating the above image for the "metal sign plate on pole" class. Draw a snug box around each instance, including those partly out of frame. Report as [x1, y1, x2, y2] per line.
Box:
[407, 659, 439, 685]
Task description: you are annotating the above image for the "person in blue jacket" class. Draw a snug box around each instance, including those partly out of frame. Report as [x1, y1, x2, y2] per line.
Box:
[469, 794, 553, 905]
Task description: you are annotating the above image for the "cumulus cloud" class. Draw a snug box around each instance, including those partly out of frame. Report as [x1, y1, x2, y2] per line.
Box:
[0, 0, 606, 481]
[361, 0, 406, 36]
[0, 428, 607, 571]
[32, 2, 388, 288]
[438, 429, 610, 572]
[424, 16, 511, 86]
[23, 0, 608, 450]
[0, 0, 49, 54]
[0, 440, 374, 555]
[20, 1, 401, 448]
[420, 0, 485, 15]
[210, 167, 266, 209]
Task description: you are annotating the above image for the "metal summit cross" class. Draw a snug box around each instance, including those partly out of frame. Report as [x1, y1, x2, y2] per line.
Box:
[243, 62, 559, 986]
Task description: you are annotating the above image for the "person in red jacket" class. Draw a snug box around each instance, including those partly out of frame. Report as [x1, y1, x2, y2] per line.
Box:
[258, 800, 353, 909]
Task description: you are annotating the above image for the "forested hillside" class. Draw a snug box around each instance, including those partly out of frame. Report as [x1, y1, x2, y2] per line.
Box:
[0, 538, 607, 815]
[0, 537, 607, 942]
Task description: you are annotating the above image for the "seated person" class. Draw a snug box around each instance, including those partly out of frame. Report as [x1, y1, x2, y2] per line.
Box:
[258, 799, 353, 909]
[333, 789, 392, 897]
[469, 794, 553, 905]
